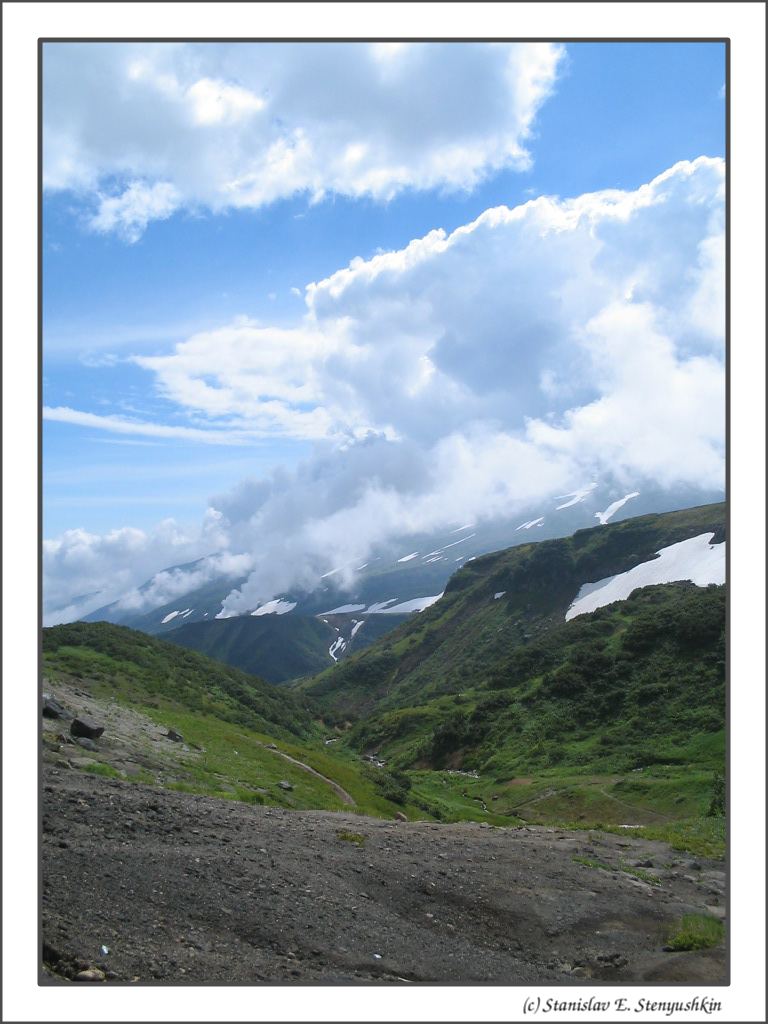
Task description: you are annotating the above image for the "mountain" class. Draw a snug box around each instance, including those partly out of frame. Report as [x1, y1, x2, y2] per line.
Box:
[81, 483, 724, 638]
[161, 612, 405, 684]
[296, 503, 726, 825]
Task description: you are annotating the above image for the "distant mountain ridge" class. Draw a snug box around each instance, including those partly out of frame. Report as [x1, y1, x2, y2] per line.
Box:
[81, 484, 722, 635]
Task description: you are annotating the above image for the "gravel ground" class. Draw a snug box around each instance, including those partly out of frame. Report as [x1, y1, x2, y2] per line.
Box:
[41, 767, 727, 986]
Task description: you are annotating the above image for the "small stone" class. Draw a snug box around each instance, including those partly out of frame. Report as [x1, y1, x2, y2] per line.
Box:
[166, 729, 183, 743]
[278, 781, 293, 791]
[74, 737, 98, 752]
[394, 811, 408, 822]
[74, 968, 106, 982]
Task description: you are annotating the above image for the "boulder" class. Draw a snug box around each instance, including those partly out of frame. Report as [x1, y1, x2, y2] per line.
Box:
[70, 717, 105, 740]
[394, 812, 408, 822]
[166, 728, 183, 743]
[43, 697, 71, 720]
[278, 780, 293, 791]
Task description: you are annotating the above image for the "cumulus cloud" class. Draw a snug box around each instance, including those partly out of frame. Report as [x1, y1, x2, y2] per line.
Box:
[44, 158, 725, 621]
[43, 41, 564, 238]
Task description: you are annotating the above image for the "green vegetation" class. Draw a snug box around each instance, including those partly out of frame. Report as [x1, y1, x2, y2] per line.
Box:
[600, 816, 726, 860]
[44, 620, 317, 740]
[573, 855, 611, 871]
[666, 914, 725, 951]
[572, 855, 661, 886]
[336, 830, 366, 846]
[325, 583, 724, 783]
[164, 614, 339, 685]
[82, 762, 122, 779]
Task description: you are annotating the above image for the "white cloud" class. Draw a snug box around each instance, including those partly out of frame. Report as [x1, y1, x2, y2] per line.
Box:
[43, 41, 564, 236]
[118, 157, 725, 460]
[43, 405, 259, 445]
[44, 158, 725, 621]
[89, 181, 181, 243]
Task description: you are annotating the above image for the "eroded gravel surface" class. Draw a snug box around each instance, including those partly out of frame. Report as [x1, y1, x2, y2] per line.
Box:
[41, 768, 726, 986]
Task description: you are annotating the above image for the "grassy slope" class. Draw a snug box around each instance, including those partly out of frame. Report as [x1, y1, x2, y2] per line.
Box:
[42, 622, 417, 819]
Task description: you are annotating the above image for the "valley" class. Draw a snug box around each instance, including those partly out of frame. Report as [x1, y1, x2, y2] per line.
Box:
[41, 502, 727, 985]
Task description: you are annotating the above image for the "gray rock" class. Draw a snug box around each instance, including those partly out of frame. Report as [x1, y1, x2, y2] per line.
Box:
[166, 729, 183, 742]
[74, 737, 99, 752]
[43, 697, 71, 720]
[71, 718, 105, 740]
[278, 781, 293, 791]
[394, 812, 408, 822]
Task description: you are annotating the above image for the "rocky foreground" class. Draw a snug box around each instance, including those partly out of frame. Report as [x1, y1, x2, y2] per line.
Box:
[41, 768, 726, 985]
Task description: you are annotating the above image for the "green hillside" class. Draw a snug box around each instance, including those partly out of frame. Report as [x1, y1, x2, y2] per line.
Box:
[300, 503, 725, 719]
[41, 621, 417, 819]
[294, 504, 726, 840]
[163, 614, 337, 684]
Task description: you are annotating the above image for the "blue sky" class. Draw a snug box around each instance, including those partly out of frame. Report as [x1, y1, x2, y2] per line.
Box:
[42, 41, 726, 620]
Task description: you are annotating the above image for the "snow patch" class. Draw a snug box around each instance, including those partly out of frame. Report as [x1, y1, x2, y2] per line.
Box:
[180, 607, 194, 618]
[350, 620, 365, 639]
[554, 483, 597, 510]
[566, 533, 725, 621]
[516, 517, 544, 530]
[494, 591, 506, 600]
[441, 533, 476, 550]
[595, 492, 640, 525]
[450, 523, 475, 534]
[161, 610, 179, 624]
[365, 599, 399, 613]
[328, 636, 346, 661]
[319, 603, 366, 615]
[251, 599, 297, 616]
[397, 552, 419, 563]
[370, 593, 444, 614]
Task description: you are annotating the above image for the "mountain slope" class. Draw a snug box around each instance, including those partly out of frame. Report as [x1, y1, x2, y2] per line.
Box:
[43, 621, 316, 740]
[300, 503, 725, 720]
[42, 621, 420, 818]
[162, 614, 339, 684]
[294, 503, 725, 829]
[162, 611, 409, 684]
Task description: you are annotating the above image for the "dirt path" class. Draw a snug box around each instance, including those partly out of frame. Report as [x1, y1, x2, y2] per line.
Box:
[42, 768, 726, 986]
[262, 744, 356, 806]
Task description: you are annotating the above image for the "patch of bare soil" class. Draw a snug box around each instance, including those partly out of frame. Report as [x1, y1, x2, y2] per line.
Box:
[41, 768, 726, 986]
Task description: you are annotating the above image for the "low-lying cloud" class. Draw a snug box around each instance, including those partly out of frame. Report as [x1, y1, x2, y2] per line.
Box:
[43, 158, 725, 622]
